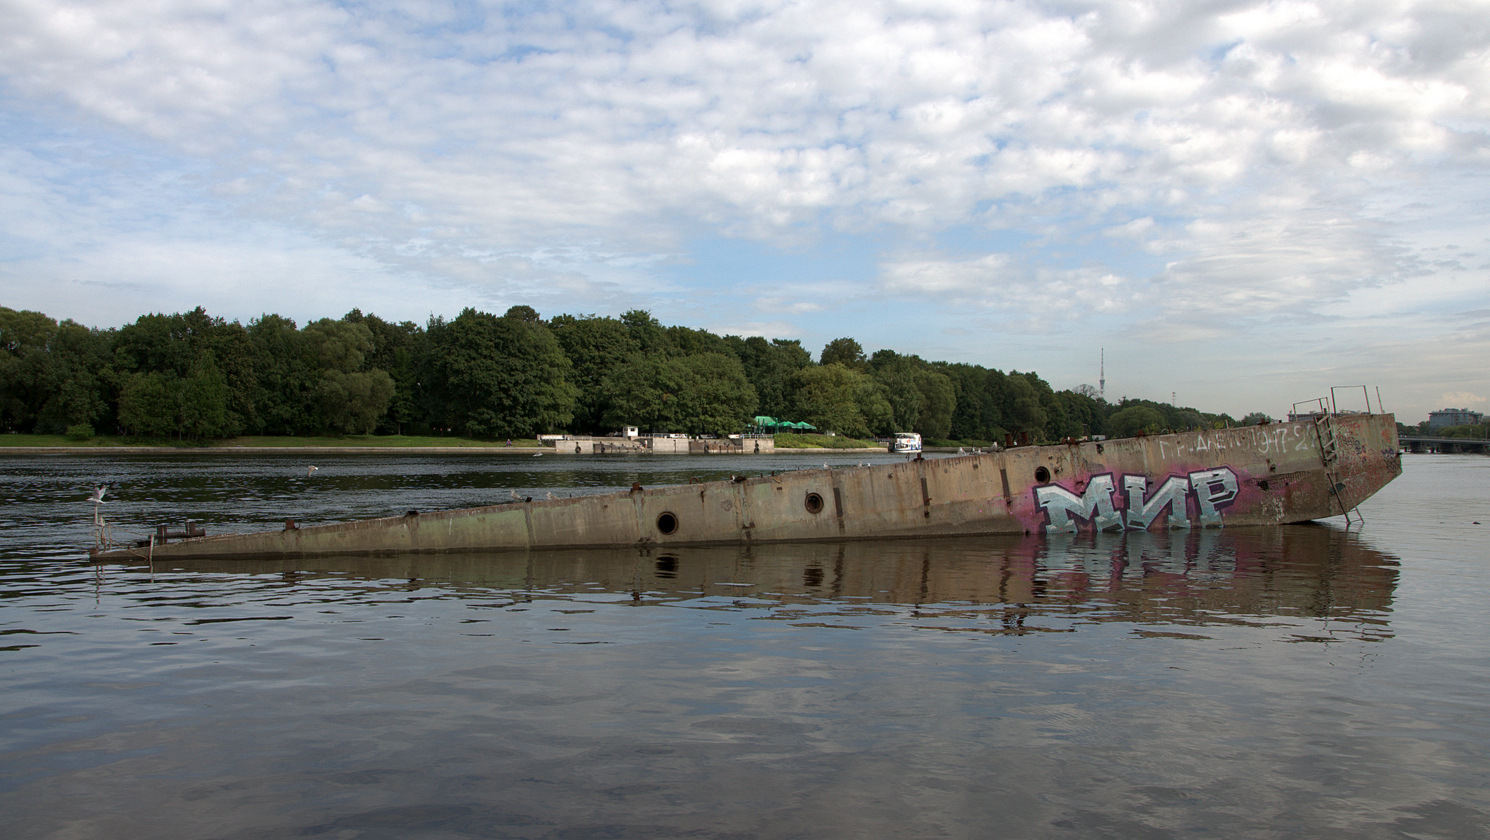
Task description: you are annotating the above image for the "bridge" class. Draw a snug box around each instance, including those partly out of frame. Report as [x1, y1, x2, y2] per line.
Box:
[1400, 436, 1490, 454]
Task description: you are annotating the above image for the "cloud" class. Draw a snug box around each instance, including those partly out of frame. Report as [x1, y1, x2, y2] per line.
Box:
[1, 0, 1488, 420]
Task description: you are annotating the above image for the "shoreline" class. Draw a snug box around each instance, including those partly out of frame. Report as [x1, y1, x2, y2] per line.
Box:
[0, 445, 892, 455]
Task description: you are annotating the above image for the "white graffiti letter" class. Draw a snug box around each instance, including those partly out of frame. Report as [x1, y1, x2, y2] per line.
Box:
[1123, 475, 1192, 530]
[1188, 468, 1239, 526]
[1035, 474, 1121, 533]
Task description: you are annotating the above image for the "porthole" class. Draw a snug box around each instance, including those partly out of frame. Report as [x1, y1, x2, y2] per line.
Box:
[804, 492, 825, 515]
[656, 511, 679, 535]
[1034, 466, 1051, 483]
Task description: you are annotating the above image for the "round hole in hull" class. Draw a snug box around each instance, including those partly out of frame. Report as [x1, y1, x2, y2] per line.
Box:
[805, 492, 825, 514]
[656, 511, 679, 535]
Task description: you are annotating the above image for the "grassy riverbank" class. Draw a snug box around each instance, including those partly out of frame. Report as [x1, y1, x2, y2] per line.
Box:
[1, 432, 883, 451]
[0, 433, 541, 449]
[770, 432, 880, 449]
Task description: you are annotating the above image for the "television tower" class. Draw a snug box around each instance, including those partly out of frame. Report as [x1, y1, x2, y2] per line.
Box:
[1099, 348, 1105, 400]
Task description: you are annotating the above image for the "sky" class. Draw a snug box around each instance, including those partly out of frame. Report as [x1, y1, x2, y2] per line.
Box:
[1, 0, 1487, 423]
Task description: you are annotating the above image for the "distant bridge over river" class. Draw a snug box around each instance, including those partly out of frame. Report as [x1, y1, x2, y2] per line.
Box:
[1400, 436, 1490, 454]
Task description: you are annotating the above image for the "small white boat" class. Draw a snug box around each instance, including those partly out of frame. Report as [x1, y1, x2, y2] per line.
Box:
[890, 432, 922, 453]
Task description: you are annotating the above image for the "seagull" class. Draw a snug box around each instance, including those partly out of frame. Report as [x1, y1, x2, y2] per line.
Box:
[87, 485, 108, 504]
[306, 466, 319, 477]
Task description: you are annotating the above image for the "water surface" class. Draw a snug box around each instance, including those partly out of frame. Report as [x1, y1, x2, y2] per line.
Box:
[2, 451, 1487, 839]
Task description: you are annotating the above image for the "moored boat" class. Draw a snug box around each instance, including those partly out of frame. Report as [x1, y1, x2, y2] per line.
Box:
[890, 432, 923, 453]
[90, 409, 1401, 562]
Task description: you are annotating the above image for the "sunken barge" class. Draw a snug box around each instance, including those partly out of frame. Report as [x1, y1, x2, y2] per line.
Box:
[91, 409, 1401, 562]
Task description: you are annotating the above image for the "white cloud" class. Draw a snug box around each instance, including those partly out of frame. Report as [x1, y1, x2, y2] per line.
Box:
[1, 0, 1488, 420]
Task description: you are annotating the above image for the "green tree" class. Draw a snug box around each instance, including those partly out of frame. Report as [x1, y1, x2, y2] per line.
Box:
[620, 309, 671, 355]
[1000, 373, 1049, 440]
[246, 314, 317, 435]
[599, 354, 686, 433]
[819, 337, 866, 369]
[1, 308, 64, 432]
[869, 351, 955, 438]
[345, 310, 425, 435]
[113, 307, 254, 437]
[177, 357, 231, 440]
[725, 335, 810, 419]
[503, 305, 542, 323]
[675, 353, 757, 436]
[666, 325, 733, 357]
[1107, 405, 1166, 437]
[425, 308, 577, 437]
[942, 363, 1005, 442]
[551, 314, 641, 433]
[597, 352, 755, 436]
[116, 371, 176, 438]
[34, 320, 116, 434]
[316, 369, 397, 434]
[1055, 388, 1106, 438]
[791, 363, 892, 438]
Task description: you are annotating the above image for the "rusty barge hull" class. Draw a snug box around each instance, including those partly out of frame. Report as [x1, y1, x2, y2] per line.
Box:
[93, 413, 1401, 562]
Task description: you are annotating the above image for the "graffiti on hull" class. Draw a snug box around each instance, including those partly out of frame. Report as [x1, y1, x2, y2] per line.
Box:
[1034, 468, 1240, 533]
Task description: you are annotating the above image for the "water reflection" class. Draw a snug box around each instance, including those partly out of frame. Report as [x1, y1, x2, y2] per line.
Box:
[132, 523, 1398, 641]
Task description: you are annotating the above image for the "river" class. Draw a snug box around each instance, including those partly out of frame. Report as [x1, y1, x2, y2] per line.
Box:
[2, 451, 1487, 839]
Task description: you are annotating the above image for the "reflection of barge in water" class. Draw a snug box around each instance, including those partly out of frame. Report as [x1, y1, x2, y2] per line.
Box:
[91, 409, 1400, 562]
[133, 526, 1400, 638]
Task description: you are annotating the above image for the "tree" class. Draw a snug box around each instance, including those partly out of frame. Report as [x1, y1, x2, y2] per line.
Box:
[1056, 388, 1105, 438]
[1106, 405, 1166, 438]
[943, 363, 1005, 442]
[551, 314, 641, 434]
[503, 305, 542, 323]
[177, 357, 231, 440]
[346, 311, 425, 435]
[726, 335, 810, 419]
[425, 308, 577, 437]
[870, 351, 955, 438]
[620, 309, 670, 355]
[674, 353, 757, 436]
[597, 352, 756, 436]
[1001, 373, 1049, 440]
[316, 369, 397, 434]
[247, 314, 317, 435]
[820, 337, 866, 369]
[791, 363, 892, 438]
[117, 372, 175, 438]
[599, 354, 686, 433]
[34, 320, 116, 435]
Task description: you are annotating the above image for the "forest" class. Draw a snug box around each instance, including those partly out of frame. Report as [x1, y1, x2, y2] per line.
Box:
[0, 304, 1270, 444]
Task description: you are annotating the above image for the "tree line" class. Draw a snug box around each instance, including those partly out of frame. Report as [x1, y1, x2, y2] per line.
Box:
[0, 304, 1269, 443]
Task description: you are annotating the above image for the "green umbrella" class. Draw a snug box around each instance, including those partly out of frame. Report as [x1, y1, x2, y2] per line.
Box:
[753, 415, 777, 426]
[796, 421, 817, 430]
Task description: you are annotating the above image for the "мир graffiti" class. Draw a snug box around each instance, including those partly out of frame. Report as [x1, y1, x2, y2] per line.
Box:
[1034, 468, 1240, 533]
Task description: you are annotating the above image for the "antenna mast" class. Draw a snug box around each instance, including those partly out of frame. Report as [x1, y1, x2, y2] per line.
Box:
[1099, 348, 1105, 400]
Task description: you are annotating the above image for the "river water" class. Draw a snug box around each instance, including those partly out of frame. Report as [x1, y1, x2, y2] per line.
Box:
[2, 451, 1487, 839]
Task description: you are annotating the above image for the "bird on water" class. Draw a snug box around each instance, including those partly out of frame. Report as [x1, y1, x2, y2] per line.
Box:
[306, 466, 319, 477]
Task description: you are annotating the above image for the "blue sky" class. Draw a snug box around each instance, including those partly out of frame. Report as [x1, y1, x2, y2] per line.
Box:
[2, 0, 1487, 422]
